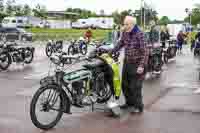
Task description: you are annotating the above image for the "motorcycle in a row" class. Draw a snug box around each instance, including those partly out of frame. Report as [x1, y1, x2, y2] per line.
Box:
[45, 38, 88, 58]
[142, 40, 177, 76]
[0, 42, 35, 70]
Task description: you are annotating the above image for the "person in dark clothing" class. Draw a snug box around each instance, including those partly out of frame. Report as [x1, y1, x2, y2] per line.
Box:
[177, 31, 185, 53]
[160, 26, 170, 48]
[160, 30, 166, 48]
[110, 16, 148, 113]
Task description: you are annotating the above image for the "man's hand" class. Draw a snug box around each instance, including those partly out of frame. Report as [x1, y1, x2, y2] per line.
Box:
[137, 67, 144, 74]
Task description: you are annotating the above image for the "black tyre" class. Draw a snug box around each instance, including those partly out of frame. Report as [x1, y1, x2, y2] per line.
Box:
[80, 43, 87, 55]
[45, 43, 53, 57]
[153, 55, 162, 72]
[194, 50, 197, 56]
[199, 72, 200, 80]
[67, 45, 74, 55]
[24, 48, 34, 64]
[96, 79, 112, 104]
[0, 52, 11, 70]
[30, 85, 64, 130]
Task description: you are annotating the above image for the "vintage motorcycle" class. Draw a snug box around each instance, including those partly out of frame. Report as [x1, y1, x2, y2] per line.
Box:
[45, 40, 63, 57]
[68, 38, 88, 55]
[0, 42, 35, 70]
[146, 46, 163, 75]
[30, 48, 122, 130]
[162, 40, 177, 63]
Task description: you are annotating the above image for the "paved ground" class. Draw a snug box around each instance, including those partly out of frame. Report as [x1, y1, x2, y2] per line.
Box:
[1, 44, 200, 133]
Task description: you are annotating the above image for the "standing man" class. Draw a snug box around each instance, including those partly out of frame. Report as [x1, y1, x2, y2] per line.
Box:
[110, 16, 148, 113]
[177, 30, 185, 53]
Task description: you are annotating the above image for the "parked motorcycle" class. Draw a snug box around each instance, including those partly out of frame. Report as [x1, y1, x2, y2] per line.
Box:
[162, 40, 177, 63]
[45, 40, 63, 57]
[0, 42, 35, 70]
[147, 47, 163, 75]
[30, 48, 122, 130]
[68, 38, 88, 55]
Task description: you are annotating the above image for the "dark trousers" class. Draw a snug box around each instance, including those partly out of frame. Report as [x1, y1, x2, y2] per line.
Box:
[122, 60, 144, 108]
[161, 41, 166, 48]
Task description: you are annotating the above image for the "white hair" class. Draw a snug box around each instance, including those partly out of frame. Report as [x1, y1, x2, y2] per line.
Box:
[125, 16, 137, 25]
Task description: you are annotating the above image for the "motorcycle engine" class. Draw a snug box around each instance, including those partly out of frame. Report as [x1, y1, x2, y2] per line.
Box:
[13, 51, 23, 62]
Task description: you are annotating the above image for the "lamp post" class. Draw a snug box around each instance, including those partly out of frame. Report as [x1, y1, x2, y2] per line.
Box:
[185, 8, 192, 25]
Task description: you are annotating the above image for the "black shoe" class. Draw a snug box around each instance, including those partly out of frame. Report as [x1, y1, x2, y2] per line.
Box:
[138, 106, 144, 113]
[120, 104, 129, 109]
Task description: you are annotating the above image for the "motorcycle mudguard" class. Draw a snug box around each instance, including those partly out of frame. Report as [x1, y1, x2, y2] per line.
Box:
[100, 54, 121, 97]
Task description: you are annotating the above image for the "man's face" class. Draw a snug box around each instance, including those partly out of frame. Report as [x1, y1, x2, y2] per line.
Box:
[123, 19, 133, 32]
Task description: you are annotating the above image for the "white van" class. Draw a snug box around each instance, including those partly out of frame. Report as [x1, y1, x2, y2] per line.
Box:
[2, 17, 17, 27]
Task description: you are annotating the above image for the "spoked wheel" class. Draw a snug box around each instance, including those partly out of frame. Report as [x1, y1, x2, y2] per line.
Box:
[30, 85, 64, 130]
[95, 73, 112, 104]
[96, 82, 112, 103]
[45, 43, 53, 57]
[0, 52, 11, 70]
[153, 55, 162, 73]
[67, 45, 74, 56]
[24, 48, 34, 64]
[80, 43, 88, 55]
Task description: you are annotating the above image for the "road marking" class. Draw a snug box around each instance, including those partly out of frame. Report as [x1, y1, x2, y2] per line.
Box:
[193, 88, 200, 94]
[24, 72, 48, 80]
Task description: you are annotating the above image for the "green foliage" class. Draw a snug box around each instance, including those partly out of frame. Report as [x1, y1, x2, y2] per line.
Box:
[184, 4, 200, 25]
[158, 16, 171, 25]
[23, 4, 32, 16]
[5, 0, 15, 16]
[0, 0, 4, 12]
[32, 4, 47, 19]
[26, 28, 111, 41]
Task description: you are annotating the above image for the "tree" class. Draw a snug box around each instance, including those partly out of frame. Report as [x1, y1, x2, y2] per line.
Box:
[14, 5, 23, 16]
[0, 0, 4, 12]
[23, 4, 31, 16]
[32, 4, 47, 19]
[184, 4, 200, 25]
[112, 10, 121, 24]
[158, 16, 171, 25]
[6, 0, 15, 16]
[112, 9, 133, 25]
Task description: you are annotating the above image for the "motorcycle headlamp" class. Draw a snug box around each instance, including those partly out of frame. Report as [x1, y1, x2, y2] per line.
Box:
[50, 55, 60, 65]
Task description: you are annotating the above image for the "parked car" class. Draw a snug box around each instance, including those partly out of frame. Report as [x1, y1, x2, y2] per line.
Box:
[0, 27, 33, 42]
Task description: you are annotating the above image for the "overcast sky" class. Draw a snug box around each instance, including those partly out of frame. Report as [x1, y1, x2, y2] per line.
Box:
[14, 0, 200, 20]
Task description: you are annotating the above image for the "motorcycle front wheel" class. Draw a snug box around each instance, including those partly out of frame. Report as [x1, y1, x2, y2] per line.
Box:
[30, 85, 64, 130]
[68, 45, 75, 55]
